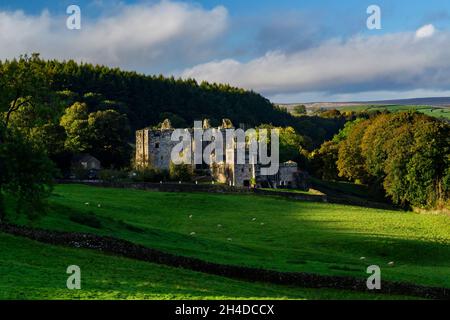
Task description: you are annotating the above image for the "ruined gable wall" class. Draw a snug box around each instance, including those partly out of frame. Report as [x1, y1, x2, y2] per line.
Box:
[135, 129, 149, 169]
[148, 130, 179, 170]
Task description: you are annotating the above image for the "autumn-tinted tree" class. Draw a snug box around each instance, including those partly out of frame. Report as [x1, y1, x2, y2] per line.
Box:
[334, 112, 449, 208]
[310, 141, 340, 181]
[382, 114, 449, 207]
[293, 105, 307, 116]
[336, 119, 371, 183]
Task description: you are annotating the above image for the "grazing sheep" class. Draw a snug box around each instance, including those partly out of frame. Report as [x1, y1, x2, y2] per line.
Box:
[217, 224, 222, 228]
[388, 261, 395, 266]
[190, 232, 196, 236]
[360, 257, 366, 260]
[227, 238, 232, 241]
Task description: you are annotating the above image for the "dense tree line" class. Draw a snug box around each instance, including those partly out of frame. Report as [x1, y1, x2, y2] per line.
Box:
[2, 54, 347, 148]
[312, 112, 450, 209]
[44, 59, 289, 130]
[39, 57, 346, 147]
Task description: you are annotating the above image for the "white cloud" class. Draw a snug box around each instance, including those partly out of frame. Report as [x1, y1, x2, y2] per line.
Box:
[415, 24, 435, 39]
[0, 1, 228, 71]
[2, 2, 448, 102]
[181, 31, 450, 97]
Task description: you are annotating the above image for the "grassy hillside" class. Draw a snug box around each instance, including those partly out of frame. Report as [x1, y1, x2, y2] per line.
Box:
[6, 184, 450, 290]
[2, 232, 403, 300]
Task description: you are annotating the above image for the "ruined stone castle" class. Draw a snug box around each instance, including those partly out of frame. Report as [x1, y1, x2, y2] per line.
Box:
[135, 119, 302, 188]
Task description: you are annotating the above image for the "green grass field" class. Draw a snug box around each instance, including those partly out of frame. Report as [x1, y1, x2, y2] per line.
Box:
[337, 105, 450, 120]
[4, 184, 449, 297]
[309, 177, 370, 198]
[3, 232, 403, 300]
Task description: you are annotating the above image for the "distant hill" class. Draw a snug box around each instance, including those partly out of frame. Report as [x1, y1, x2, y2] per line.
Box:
[278, 97, 450, 112]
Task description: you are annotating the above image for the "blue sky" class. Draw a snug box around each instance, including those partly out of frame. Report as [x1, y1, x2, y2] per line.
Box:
[1, 0, 450, 102]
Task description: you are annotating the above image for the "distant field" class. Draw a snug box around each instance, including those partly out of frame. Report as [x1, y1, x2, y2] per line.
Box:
[5, 184, 450, 293]
[280, 103, 450, 120]
[337, 105, 450, 120]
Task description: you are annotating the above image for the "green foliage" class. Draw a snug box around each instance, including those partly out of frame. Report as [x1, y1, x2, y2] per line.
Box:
[338, 104, 450, 121]
[169, 162, 194, 182]
[292, 105, 307, 116]
[30, 123, 67, 158]
[70, 166, 90, 180]
[336, 119, 371, 184]
[278, 126, 307, 163]
[86, 110, 132, 168]
[0, 54, 53, 127]
[132, 168, 169, 183]
[381, 115, 449, 207]
[0, 127, 55, 221]
[61, 103, 132, 168]
[0, 56, 346, 150]
[319, 109, 342, 119]
[98, 169, 129, 182]
[332, 118, 365, 143]
[0, 55, 58, 221]
[334, 112, 450, 208]
[310, 141, 340, 181]
[257, 125, 310, 163]
[60, 102, 90, 152]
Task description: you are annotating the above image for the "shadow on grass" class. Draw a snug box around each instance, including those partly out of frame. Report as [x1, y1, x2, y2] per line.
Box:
[4, 187, 450, 291]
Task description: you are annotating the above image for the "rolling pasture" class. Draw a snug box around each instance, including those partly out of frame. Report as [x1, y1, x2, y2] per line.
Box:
[3, 184, 449, 299]
[3, 232, 401, 300]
